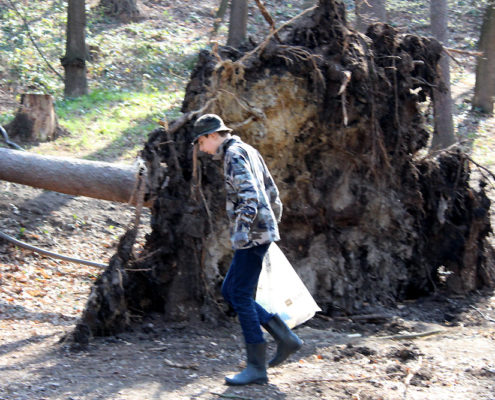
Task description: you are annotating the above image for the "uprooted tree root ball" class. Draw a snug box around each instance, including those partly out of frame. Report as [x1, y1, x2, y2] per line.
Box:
[72, 0, 493, 343]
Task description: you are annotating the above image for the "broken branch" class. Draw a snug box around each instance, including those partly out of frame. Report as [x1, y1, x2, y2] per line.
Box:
[297, 372, 404, 384]
[378, 329, 445, 340]
[465, 155, 495, 183]
[0, 230, 106, 268]
[211, 393, 253, 400]
[254, 0, 281, 42]
[334, 313, 391, 322]
[6, 0, 64, 81]
[239, 5, 317, 64]
[470, 306, 495, 323]
[163, 358, 199, 370]
[443, 47, 483, 57]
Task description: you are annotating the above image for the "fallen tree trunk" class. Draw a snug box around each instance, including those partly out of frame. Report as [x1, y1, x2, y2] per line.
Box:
[72, 0, 494, 344]
[0, 148, 151, 207]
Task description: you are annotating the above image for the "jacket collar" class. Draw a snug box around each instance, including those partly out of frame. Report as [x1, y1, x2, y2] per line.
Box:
[214, 135, 240, 160]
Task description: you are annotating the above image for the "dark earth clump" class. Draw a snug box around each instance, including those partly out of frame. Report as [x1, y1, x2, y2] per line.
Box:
[73, 0, 494, 343]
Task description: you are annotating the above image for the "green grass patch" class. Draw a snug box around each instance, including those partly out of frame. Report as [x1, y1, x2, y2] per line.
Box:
[34, 87, 184, 162]
[471, 119, 495, 168]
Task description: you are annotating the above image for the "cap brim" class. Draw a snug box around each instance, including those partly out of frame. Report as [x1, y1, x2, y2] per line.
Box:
[192, 127, 232, 145]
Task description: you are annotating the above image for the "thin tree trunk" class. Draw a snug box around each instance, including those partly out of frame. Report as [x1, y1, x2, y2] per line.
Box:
[212, 0, 230, 36]
[473, 1, 495, 114]
[355, 0, 386, 32]
[0, 148, 149, 206]
[430, 0, 455, 150]
[61, 0, 88, 98]
[227, 0, 248, 48]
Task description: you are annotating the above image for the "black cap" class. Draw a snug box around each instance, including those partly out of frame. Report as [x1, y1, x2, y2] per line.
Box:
[192, 114, 232, 144]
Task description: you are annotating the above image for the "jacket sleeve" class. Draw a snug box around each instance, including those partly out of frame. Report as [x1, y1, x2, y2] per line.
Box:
[267, 176, 283, 222]
[226, 151, 260, 236]
[260, 155, 283, 222]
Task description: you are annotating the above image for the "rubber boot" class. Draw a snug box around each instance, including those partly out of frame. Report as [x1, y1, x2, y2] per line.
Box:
[225, 342, 268, 385]
[263, 314, 303, 367]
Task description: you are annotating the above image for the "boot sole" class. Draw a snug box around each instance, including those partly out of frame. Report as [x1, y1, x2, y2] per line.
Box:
[225, 377, 268, 386]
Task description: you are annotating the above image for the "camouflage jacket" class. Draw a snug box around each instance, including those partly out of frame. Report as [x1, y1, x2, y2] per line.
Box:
[217, 135, 282, 250]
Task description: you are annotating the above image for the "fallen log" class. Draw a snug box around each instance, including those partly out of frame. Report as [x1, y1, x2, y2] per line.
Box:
[0, 148, 151, 207]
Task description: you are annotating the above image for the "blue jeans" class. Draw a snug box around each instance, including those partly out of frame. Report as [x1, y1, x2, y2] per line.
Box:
[221, 243, 274, 344]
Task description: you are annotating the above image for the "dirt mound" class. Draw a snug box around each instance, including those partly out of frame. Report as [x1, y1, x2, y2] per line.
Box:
[73, 0, 493, 342]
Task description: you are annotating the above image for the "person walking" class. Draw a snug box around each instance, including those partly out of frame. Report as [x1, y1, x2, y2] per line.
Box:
[192, 114, 303, 386]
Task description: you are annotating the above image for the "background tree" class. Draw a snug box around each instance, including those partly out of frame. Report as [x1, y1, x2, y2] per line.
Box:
[355, 0, 386, 32]
[227, 0, 248, 48]
[61, 0, 88, 98]
[98, 0, 141, 22]
[303, 0, 317, 7]
[473, 0, 495, 114]
[212, 0, 230, 37]
[430, 0, 455, 150]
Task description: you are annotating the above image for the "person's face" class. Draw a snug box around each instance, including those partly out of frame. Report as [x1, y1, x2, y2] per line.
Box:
[198, 132, 221, 155]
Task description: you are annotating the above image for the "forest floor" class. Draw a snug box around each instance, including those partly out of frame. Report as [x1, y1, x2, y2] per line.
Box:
[1, 0, 495, 399]
[0, 180, 494, 400]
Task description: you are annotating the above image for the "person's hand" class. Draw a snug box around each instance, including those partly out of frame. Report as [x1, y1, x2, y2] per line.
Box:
[232, 231, 249, 248]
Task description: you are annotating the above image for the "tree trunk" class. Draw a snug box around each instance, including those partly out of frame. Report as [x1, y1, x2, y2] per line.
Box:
[355, 0, 386, 32]
[212, 0, 230, 36]
[98, 0, 141, 22]
[430, 0, 455, 150]
[227, 0, 248, 48]
[5, 94, 59, 142]
[72, 0, 494, 344]
[61, 0, 88, 98]
[473, 1, 495, 114]
[0, 148, 150, 207]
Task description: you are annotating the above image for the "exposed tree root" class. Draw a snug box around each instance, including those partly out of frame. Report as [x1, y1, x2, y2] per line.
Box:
[72, 0, 494, 343]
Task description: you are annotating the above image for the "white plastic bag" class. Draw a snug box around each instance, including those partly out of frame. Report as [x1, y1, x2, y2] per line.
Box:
[256, 243, 321, 328]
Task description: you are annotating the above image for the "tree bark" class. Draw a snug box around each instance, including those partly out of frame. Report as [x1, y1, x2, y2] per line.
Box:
[303, 0, 317, 8]
[98, 0, 141, 22]
[227, 0, 248, 48]
[473, 1, 495, 114]
[5, 94, 59, 142]
[0, 148, 150, 207]
[212, 0, 230, 36]
[61, 0, 88, 98]
[430, 0, 455, 150]
[355, 0, 386, 32]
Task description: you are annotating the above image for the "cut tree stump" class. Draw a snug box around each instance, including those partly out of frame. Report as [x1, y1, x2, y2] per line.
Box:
[6, 93, 59, 142]
[98, 0, 141, 22]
